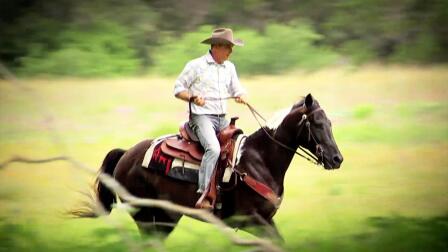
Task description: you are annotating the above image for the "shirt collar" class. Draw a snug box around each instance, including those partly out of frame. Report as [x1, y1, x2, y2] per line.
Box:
[205, 50, 226, 67]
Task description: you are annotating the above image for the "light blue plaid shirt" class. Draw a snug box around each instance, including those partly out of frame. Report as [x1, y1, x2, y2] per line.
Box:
[174, 51, 246, 115]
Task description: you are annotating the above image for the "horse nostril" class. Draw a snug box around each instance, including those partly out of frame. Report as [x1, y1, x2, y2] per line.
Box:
[333, 155, 343, 164]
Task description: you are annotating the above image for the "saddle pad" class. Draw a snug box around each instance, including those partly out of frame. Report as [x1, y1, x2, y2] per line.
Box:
[142, 134, 176, 168]
[222, 134, 246, 183]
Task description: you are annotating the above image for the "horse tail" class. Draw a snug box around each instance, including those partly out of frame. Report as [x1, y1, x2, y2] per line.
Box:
[69, 148, 126, 218]
[95, 148, 126, 213]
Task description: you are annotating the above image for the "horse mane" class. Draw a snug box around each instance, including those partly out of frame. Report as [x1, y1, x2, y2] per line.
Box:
[244, 95, 321, 147]
[265, 107, 292, 130]
[263, 96, 310, 131]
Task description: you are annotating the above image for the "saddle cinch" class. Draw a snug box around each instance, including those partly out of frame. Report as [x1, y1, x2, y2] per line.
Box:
[160, 117, 243, 209]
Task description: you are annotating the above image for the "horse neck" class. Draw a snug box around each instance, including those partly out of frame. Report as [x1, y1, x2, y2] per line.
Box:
[242, 125, 298, 194]
[271, 117, 302, 175]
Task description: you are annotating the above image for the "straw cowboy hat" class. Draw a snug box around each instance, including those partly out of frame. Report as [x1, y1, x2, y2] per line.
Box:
[201, 28, 244, 46]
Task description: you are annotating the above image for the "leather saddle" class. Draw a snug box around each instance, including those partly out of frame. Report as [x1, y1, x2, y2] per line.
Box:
[161, 117, 243, 166]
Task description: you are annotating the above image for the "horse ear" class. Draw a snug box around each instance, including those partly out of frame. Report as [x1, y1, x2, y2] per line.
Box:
[305, 93, 314, 109]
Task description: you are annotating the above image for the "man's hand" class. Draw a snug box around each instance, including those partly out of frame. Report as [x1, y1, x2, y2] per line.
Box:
[192, 96, 206, 106]
[235, 96, 247, 105]
[175, 91, 206, 106]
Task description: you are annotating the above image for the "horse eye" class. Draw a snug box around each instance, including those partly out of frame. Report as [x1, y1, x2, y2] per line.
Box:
[314, 122, 324, 129]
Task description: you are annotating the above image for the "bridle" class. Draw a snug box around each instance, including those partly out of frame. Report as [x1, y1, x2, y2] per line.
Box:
[246, 103, 325, 166]
[297, 107, 325, 165]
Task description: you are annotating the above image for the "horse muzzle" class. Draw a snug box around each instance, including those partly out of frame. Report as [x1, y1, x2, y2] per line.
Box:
[322, 153, 343, 170]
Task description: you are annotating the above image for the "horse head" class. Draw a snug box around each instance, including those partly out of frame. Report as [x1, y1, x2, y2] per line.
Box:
[291, 94, 343, 169]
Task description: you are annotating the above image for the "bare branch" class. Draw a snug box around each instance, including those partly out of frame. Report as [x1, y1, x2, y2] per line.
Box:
[0, 156, 71, 169]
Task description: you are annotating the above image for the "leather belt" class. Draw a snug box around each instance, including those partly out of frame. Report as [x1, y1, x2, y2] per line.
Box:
[207, 114, 226, 118]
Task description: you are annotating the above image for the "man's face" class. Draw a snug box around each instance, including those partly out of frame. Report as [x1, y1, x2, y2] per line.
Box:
[212, 43, 234, 64]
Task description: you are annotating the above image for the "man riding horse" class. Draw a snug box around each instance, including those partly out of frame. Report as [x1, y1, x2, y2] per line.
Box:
[174, 28, 247, 209]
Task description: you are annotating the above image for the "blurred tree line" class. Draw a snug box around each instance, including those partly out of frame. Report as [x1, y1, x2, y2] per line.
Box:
[0, 0, 447, 77]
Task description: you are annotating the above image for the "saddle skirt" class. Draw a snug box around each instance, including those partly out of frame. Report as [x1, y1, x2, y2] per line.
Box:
[142, 117, 245, 184]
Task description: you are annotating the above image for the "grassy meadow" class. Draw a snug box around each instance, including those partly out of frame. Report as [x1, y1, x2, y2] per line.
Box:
[0, 65, 447, 251]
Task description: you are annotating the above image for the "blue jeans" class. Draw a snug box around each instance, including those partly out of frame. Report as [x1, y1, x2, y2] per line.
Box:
[189, 114, 229, 193]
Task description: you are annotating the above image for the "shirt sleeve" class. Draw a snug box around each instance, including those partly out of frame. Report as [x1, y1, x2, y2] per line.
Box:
[228, 63, 246, 97]
[174, 61, 197, 96]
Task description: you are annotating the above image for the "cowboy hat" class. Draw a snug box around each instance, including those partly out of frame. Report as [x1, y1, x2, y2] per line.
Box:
[201, 28, 244, 46]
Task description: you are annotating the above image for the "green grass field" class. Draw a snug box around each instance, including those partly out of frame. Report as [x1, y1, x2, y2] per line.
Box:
[1, 65, 447, 251]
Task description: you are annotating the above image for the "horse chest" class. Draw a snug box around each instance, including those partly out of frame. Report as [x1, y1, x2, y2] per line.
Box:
[226, 187, 278, 219]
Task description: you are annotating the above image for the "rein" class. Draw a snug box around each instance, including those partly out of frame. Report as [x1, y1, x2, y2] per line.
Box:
[190, 96, 324, 165]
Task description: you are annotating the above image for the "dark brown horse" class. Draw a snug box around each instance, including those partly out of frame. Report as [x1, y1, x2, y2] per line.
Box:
[76, 94, 343, 240]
